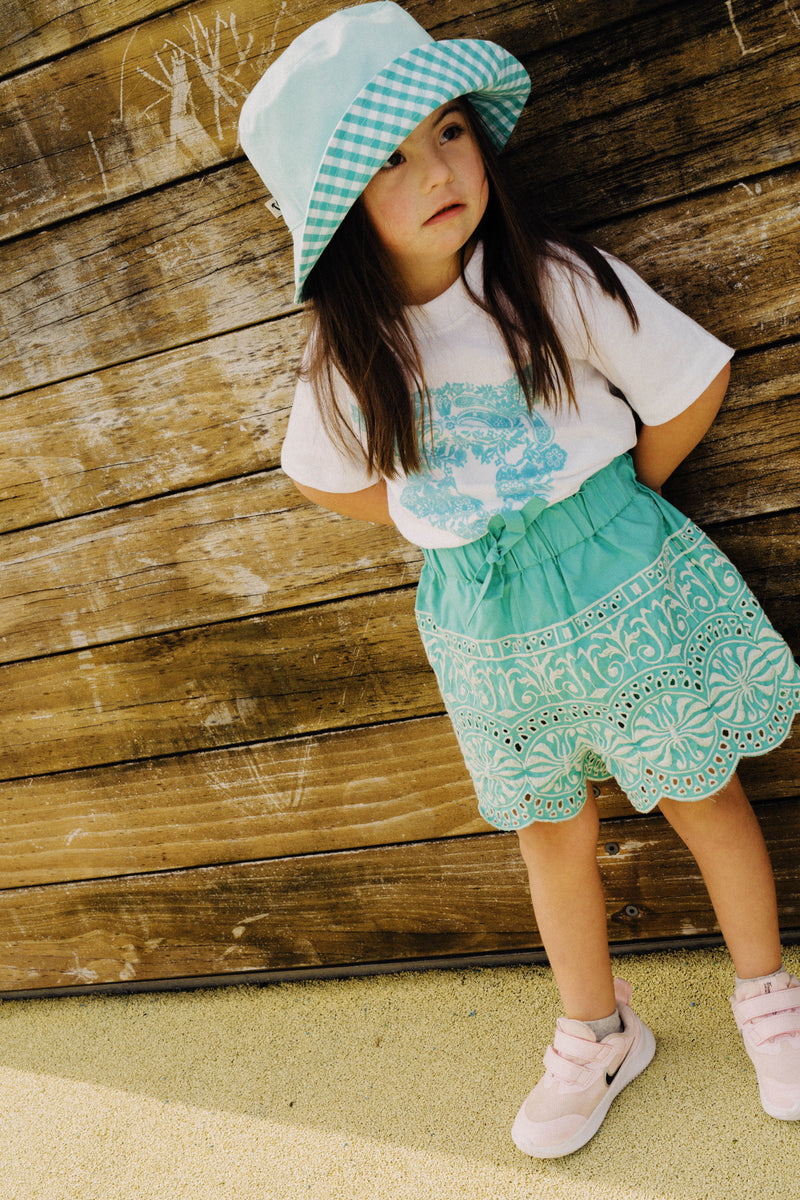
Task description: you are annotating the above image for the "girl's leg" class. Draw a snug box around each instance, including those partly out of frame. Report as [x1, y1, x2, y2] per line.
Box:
[516, 788, 616, 1021]
[658, 773, 782, 979]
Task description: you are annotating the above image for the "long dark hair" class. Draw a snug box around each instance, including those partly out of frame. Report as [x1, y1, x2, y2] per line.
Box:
[301, 99, 638, 479]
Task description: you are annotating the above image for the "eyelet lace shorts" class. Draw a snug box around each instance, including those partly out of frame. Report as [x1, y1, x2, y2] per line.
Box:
[415, 454, 800, 829]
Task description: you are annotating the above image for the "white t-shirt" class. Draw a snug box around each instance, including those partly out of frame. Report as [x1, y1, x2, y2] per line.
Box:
[281, 246, 733, 549]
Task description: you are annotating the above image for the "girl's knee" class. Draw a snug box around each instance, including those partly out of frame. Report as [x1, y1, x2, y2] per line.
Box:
[516, 789, 599, 862]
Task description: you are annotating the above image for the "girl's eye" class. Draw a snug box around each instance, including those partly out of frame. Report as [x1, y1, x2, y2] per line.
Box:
[381, 150, 405, 171]
[441, 121, 465, 143]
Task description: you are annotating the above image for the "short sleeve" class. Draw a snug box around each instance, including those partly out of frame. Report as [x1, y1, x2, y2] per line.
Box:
[280, 354, 381, 493]
[546, 252, 735, 426]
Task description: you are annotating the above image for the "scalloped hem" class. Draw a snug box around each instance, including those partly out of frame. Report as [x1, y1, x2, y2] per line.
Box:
[419, 515, 800, 831]
[489, 699, 799, 829]
[476, 697, 800, 831]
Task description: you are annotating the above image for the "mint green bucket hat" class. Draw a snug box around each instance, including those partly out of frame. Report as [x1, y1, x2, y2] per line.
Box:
[238, 1, 531, 301]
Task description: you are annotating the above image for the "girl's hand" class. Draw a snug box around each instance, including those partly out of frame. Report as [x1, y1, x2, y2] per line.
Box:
[632, 361, 731, 493]
[291, 478, 395, 525]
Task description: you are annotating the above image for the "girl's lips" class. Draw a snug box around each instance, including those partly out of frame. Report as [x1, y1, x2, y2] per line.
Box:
[425, 202, 465, 224]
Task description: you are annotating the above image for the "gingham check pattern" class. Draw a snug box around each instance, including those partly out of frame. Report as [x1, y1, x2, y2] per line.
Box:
[296, 39, 530, 296]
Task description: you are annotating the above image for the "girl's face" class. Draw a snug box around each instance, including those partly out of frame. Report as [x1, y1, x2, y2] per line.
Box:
[360, 101, 489, 304]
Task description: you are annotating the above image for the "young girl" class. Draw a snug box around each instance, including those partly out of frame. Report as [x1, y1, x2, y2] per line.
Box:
[239, 1, 800, 1158]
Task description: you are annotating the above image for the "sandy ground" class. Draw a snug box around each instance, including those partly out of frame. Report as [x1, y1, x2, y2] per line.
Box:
[0, 945, 798, 1200]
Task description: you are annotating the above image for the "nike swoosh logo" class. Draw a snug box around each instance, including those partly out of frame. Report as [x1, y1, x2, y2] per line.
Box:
[606, 1051, 631, 1086]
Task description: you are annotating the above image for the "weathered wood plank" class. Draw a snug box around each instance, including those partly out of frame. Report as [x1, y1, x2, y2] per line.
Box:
[512, 0, 800, 225]
[0, 323, 794, 535]
[0, 510, 795, 780]
[666, 341, 800, 525]
[0, 0, 326, 238]
[590, 167, 800, 351]
[0, 160, 298, 398]
[1, 799, 798, 991]
[0, 315, 304, 530]
[0, 471, 421, 662]
[0, 717, 488, 888]
[2, 156, 797, 397]
[0, 587, 435, 778]
[2, 715, 797, 890]
[0, 370, 796, 661]
[0, 0, 670, 79]
[8, 0, 771, 237]
[0, 0, 177, 76]
[711, 511, 800, 639]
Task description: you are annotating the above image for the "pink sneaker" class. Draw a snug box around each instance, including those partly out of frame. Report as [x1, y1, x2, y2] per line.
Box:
[731, 970, 800, 1120]
[512, 978, 655, 1158]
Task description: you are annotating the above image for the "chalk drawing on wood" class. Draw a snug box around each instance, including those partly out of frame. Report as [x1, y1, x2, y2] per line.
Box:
[123, 7, 285, 161]
[725, 0, 789, 56]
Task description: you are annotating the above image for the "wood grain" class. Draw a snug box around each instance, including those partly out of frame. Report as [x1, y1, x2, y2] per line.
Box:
[1, 799, 798, 991]
[0, 587, 436, 777]
[0, 161, 297, 397]
[0, 392, 796, 661]
[588, 167, 800, 352]
[0, 508, 794, 780]
[3, 157, 798, 398]
[0, 315, 304, 531]
[513, 0, 800, 224]
[0, 0, 671, 78]
[0, 0, 332, 237]
[666, 341, 800, 525]
[0, 472, 422, 661]
[5, 0, 768, 237]
[0, 324, 793, 537]
[0, 716, 488, 888]
[0, 0, 178, 76]
[1, 715, 797, 890]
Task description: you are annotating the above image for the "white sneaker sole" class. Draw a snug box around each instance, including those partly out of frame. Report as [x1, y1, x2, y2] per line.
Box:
[512, 1020, 656, 1159]
[761, 1093, 800, 1121]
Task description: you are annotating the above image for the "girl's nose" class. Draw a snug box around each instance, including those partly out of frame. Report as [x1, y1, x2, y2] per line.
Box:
[421, 147, 454, 189]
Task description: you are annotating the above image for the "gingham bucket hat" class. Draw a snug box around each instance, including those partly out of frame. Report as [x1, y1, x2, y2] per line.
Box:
[238, 1, 531, 301]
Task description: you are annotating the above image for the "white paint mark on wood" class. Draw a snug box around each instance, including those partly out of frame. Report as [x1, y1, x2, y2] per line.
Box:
[167, 12, 241, 140]
[232, 911, 272, 939]
[119, 26, 141, 121]
[133, 10, 251, 155]
[87, 130, 110, 198]
[235, 697, 258, 720]
[62, 956, 99, 985]
[544, 2, 562, 37]
[291, 737, 314, 810]
[64, 828, 83, 846]
[783, 0, 800, 31]
[266, 2, 287, 60]
[725, 0, 788, 55]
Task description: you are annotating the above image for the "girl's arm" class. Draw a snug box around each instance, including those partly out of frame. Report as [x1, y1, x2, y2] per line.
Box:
[632, 361, 731, 493]
[292, 478, 395, 525]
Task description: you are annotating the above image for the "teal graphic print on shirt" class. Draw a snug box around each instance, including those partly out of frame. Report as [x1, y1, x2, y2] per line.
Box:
[398, 375, 568, 540]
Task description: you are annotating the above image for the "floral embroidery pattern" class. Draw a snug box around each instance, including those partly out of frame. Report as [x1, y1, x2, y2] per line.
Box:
[416, 522, 800, 828]
[399, 376, 567, 540]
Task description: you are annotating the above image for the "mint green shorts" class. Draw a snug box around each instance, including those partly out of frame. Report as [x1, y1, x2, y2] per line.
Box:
[415, 455, 800, 828]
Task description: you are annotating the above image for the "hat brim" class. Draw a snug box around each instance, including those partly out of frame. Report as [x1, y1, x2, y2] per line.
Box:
[294, 38, 530, 300]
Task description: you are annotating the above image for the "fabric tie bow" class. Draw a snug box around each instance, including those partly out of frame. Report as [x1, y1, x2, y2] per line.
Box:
[467, 496, 548, 623]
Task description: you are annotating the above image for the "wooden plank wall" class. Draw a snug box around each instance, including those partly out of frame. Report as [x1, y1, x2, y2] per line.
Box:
[0, 0, 797, 996]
